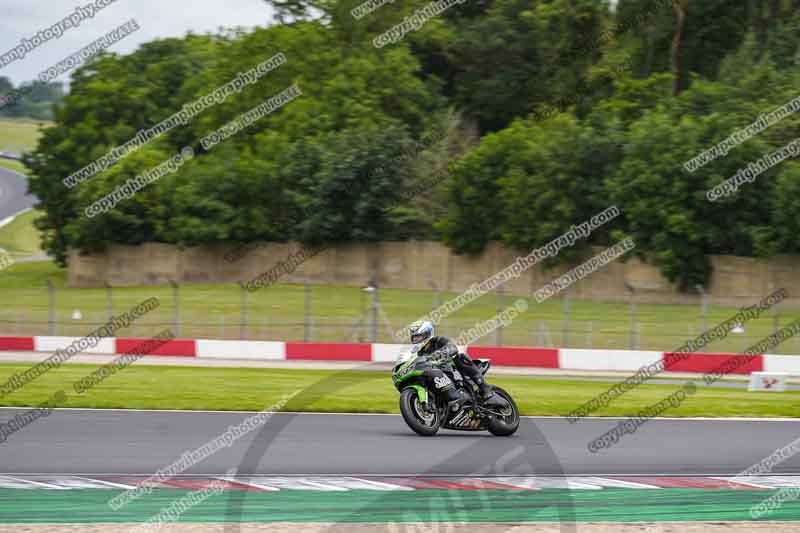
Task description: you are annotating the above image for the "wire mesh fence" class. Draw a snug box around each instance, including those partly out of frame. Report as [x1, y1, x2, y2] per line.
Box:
[1, 281, 799, 354]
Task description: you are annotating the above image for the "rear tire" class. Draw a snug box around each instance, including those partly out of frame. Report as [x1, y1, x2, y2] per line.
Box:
[486, 386, 520, 436]
[399, 387, 441, 436]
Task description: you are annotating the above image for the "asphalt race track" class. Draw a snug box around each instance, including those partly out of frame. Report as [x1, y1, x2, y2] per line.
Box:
[1, 408, 799, 476]
[0, 166, 34, 221]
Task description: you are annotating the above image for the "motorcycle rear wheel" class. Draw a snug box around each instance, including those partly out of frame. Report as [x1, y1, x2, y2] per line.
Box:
[486, 386, 520, 436]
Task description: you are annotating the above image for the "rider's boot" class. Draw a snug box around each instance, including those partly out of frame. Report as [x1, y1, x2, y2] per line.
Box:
[478, 381, 494, 399]
[454, 352, 503, 406]
[462, 367, 492, 400]
[474, 376, 507, 407]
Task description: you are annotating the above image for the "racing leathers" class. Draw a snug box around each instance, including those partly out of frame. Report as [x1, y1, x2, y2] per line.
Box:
[416, 335, 497, 411]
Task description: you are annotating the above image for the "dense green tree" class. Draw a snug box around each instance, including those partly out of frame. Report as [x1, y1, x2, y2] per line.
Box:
[440, 112, 619, 263]
[614, 0, 751, 88]
[604, 58, 798, 288]
[433, 0, 609, 132]
[26, 21, 441, 264]
[0, 79, 63, 120]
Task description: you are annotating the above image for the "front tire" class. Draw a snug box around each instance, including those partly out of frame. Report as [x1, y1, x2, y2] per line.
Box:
[487, 386, 520, 436]
[399, 387, 441, 436]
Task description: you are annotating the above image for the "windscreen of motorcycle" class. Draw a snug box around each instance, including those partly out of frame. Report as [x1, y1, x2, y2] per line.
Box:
[396, 349, 415, 364]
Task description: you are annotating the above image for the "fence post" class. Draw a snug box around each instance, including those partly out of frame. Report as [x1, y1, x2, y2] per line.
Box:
[629, 289, 638, 350]
[696, 284, 707, 352]
[170, 280, 180, 337]
[362, 282, 378, 343]
[304, 281, 311, 342]
[495, 286, 503, 346]
[219, 315, 225, 339]
[239, 282, 247, 340]
[538, 321, 551, 347]
[370, 286, 378, 343]
[45, 279, 55, 336]
[105, 282, 113, 322]
[773, 297, 780, 335]
[561, 289, 570, 348]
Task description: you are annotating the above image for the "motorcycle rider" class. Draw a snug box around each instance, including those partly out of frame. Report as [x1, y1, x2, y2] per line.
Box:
[408, 320, 504, 412]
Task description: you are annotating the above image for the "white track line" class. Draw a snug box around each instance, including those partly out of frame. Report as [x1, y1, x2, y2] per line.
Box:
[255, 477, 348, 491]
[579, 477, 661, 489]
[8, 474, 799, 491]
[6, 472, 800, 478]
[216, 476, 280, 491]
[343, 477, 415, 491]
[74, 476, 137, 490]
[2, 476, 69, 490]
[709, 476, 774, 489]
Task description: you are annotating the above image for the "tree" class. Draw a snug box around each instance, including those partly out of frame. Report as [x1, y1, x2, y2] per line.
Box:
[286, 126, 417, 245]
[671, 0, 686, 96]
[417, 0, 609, 132]
[439, 113, 618, 263]
[26, 21, 442, 263]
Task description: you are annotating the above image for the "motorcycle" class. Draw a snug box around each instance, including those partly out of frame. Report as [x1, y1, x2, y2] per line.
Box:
[392, 345, 520, 436]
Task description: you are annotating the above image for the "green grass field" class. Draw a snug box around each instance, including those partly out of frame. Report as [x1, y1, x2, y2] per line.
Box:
[1, 362, 798, 417]
[0, 158, 26, 174]
[0, 209, 41, 258]
[0, 118, 49, 154]
[0, 118, 44, 261]
[0, 259, 799, 352]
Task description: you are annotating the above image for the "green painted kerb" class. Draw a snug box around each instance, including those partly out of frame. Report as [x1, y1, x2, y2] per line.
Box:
[1, 489, 799, 523]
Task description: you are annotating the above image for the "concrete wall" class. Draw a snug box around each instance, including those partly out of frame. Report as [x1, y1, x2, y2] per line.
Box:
[68, 241, 800, 305]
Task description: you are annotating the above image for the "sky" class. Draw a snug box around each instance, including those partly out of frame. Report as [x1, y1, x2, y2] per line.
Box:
[0, 0, 276, 86]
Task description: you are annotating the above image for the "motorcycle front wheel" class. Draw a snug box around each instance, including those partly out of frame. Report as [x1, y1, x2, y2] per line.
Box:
[399, 387, 441, 436]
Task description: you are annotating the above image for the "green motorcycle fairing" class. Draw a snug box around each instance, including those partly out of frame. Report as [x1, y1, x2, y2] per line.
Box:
[403, 384, 428, 403]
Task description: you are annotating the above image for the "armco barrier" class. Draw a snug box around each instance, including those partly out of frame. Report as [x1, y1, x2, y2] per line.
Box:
[116, 338, 196, 357]
[0, 336, 34, 351]
[372, 343, 407, 363]
[34, 335, 115, 354]
[558, 348, 661, 371]
[764, 355, 800, 374]
[467, 346, 559, 368]
[664, 352, 763, 375]
[197, 339, 284, 360]
[286, 342, 372, 361]
[1, 336, 797, 375]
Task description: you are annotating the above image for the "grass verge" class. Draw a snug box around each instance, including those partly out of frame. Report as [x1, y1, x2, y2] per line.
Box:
[0, 118, 50, 154]
[0, 363, 798, 417]
[0, 158, 26, 174]
[0, 209, 42, 257]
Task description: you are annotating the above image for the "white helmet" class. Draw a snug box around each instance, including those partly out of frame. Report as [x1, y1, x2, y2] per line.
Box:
[409, 320, 434, 347]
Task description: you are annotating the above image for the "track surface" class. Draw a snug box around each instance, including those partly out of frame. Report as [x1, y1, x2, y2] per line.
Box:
[0, 167, 34, 221]
[1, 408, 799, 476]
